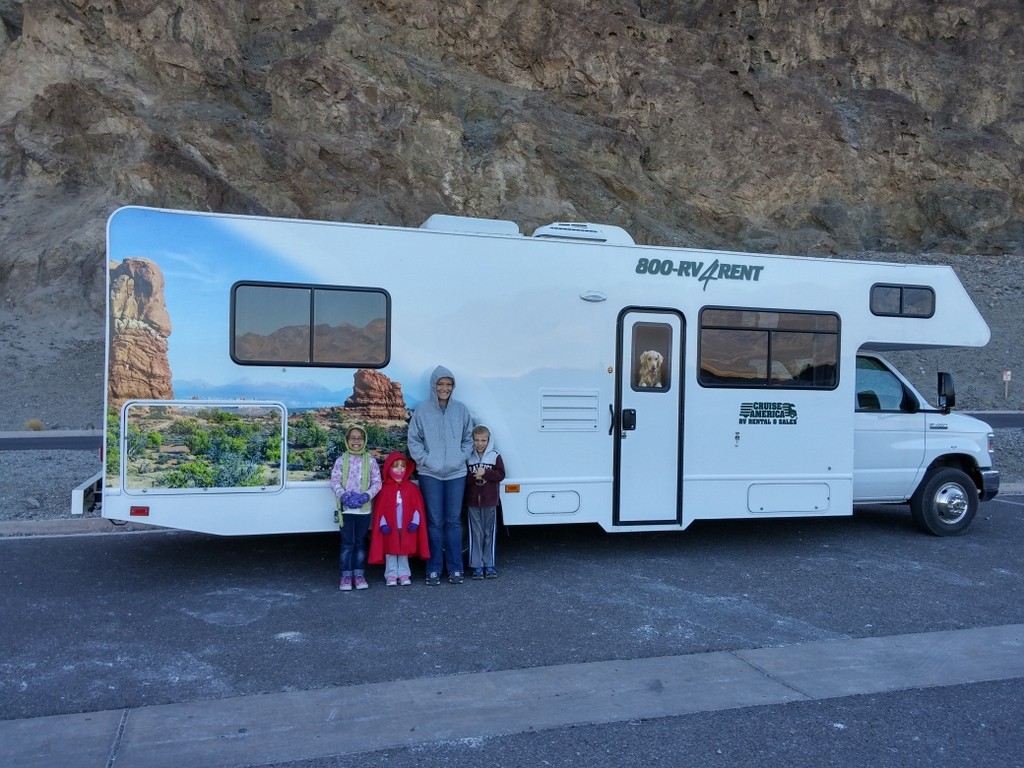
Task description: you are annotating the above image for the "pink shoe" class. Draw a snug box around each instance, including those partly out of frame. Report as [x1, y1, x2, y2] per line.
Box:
[385, 576, 398, 587]
[339, 576, 352, 591]
[398, 575, 412, 586]
[354, 575, 369, 590]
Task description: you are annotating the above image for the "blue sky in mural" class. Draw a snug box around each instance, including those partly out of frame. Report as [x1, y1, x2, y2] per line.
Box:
[107, 207, 410, 409]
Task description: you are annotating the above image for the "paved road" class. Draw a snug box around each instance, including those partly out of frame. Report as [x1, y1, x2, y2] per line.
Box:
[968, 411, 1024, 429]
[2, 492, 1023, 766]
[0, 430, 101, 451]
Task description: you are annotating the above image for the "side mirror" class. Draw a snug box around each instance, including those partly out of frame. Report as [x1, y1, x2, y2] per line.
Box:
[937, 372, 955, 414]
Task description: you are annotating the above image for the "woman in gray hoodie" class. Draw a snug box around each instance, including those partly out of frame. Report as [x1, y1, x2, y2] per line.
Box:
[407, 365, 475, 585]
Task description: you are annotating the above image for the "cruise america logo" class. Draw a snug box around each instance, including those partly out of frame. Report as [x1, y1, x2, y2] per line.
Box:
[738, 402, 798, 425]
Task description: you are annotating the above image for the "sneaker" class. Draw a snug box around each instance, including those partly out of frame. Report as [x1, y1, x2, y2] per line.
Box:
[385, 576, 398, 587]
[484, 568, 498, 579]
[425, 572, 441, 586]
[398, 575, 412, 586]
[339, 576, 353, 591]
[354, 575, 369, 590]
[471, 568, 484, 580]
[449, 571, 465, 584]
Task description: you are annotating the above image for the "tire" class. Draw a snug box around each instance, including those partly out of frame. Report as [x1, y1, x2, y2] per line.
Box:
[909, 467, 978, 536]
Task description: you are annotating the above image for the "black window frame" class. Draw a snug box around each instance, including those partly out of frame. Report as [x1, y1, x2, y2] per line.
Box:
[230, 281, 391, 368]
[698, 306, 840, 390]
[870, 283, 936, 318]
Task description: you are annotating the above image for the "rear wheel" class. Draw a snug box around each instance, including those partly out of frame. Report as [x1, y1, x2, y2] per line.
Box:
[910, 467, 978, 536]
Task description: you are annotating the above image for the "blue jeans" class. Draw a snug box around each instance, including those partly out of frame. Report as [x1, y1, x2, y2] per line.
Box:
[339, 513, 371, 577]
[419, 475, 465, 576]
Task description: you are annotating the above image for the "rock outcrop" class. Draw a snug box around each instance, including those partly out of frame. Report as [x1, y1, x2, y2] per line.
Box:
[107, 257, 173, 408]
[0, 0, 1021, 330]
[343, 369, 407, 421]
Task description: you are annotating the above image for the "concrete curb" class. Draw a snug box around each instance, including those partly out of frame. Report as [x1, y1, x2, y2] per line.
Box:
[2, 623, 1023, 767]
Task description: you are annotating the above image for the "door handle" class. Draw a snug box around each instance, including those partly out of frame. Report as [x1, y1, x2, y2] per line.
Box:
[622, 409, 637, 431]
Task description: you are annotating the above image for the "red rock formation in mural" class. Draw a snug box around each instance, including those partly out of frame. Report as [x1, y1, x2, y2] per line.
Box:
[343, 369, 407, 420]
[107, 257, 174, 409]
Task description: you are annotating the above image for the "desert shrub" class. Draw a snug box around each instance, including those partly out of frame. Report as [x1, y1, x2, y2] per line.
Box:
[290, 412, 328, 448]
[125, 422, 148, 459]
[212, 453, 267, 487]
[105, 409, 120, 476]
[164, 460, 215, 488]
[184, 429, 212, 456]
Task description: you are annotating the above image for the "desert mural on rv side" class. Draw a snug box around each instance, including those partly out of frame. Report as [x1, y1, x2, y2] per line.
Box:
[107, 253, 411, 491]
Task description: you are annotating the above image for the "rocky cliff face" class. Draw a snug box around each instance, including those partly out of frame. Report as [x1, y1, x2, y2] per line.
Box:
[0, 0, 1021, 327]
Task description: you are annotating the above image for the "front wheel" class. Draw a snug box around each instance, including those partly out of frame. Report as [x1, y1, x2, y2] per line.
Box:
[909, 467, 978, 536]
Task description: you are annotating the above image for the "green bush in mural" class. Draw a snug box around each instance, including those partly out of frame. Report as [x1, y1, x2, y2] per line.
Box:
[105, 408, 120, 479]
[164, 459, 215, 488]
[290, 411, 329, 449]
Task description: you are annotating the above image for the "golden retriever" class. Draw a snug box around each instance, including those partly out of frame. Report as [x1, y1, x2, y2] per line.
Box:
[637, 350, 664, 388]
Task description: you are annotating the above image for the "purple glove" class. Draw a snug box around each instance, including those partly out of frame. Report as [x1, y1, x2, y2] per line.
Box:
[407, 522, 419, 533]
[357, 492, 370, 506]
[341, 491, 362, 509]
[379, 522, 392, 535]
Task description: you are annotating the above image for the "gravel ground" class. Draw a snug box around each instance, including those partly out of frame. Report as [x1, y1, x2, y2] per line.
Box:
[0, 451, 104, 521]
[1, 312, 106, 522]
[2, 248, 1022, 525]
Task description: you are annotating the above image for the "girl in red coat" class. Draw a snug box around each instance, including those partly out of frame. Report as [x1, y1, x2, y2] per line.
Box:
[369, 452, 430, 586]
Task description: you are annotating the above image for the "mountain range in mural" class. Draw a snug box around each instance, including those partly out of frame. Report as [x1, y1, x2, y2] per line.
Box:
[235, 318, 387, 365]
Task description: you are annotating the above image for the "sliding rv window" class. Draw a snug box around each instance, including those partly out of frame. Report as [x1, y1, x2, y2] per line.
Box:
[231, 282, 390, 367]
[698, 308, 839, 389]
[870, 284, 935, 318]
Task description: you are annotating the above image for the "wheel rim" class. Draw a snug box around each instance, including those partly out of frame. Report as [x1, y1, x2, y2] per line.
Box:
[934, 482, 969, 525]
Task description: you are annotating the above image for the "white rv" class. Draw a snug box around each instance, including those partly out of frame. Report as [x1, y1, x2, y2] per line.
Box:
[88, 207, 999, 537]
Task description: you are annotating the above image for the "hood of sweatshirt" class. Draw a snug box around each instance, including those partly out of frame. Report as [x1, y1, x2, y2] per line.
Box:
[468, 424, 499, 462]
[428, 364, 456, 408]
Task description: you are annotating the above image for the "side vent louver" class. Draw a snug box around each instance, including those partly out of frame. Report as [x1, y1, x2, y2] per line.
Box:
[539, 389, 600, 431]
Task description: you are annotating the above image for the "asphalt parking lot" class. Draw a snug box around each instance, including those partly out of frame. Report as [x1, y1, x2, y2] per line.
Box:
[2, 493, 1023, 767]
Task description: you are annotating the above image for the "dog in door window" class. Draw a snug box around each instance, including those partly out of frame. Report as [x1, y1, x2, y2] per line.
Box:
[637, 350, 665, 388]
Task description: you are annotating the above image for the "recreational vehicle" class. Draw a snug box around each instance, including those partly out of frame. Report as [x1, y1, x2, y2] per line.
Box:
[83, 207, 999, 537]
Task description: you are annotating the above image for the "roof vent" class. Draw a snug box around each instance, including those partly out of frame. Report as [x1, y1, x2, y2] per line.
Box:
[531, 222, 635, 245]
[420, 214, 522, 237]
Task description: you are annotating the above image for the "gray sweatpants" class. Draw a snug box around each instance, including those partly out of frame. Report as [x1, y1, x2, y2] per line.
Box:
[467, 506, 497, 569]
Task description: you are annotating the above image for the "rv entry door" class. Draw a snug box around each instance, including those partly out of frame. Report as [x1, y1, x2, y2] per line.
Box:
[614, 309, 684, 525]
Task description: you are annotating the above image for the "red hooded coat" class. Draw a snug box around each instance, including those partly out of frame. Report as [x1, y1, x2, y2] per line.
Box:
[368, 452, 431, 563]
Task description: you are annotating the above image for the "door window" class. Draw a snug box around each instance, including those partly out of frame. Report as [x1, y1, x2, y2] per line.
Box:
[631, 322, 672, 391]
